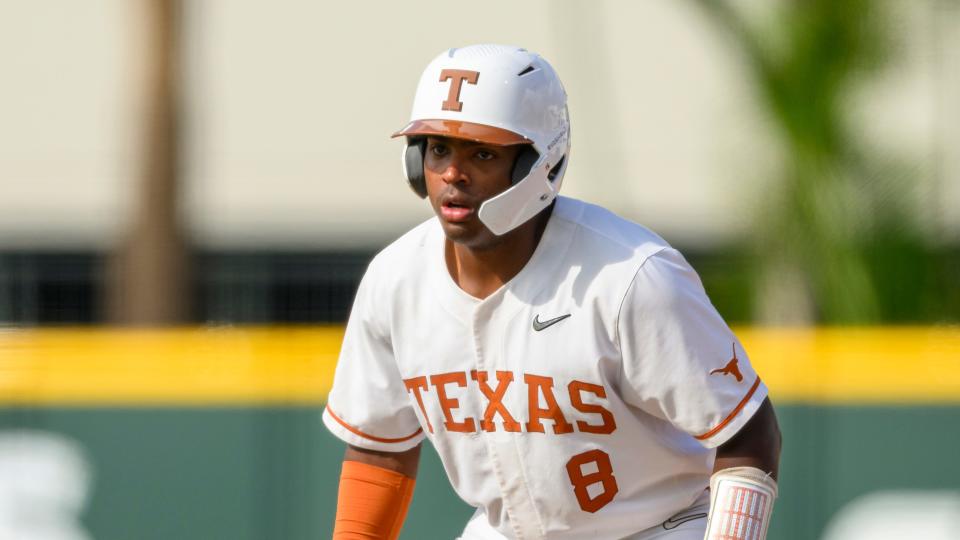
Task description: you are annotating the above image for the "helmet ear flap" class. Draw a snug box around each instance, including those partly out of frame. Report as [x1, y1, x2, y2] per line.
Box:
[403, 139, 427, 198]
[547, 155, 566, 182]
[510, 146, 539, 185]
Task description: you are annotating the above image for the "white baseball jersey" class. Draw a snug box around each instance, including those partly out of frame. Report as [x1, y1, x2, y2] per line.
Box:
[323, 196, 768, 540]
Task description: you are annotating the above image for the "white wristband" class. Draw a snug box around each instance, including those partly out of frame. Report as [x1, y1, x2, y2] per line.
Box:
[703, 466, 777, 540]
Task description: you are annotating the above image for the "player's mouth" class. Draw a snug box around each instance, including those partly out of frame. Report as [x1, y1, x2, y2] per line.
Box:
[439, 199, 476, 223]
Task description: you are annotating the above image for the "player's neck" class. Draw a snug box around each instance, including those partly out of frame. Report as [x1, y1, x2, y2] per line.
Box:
[445, 209, 551, 300]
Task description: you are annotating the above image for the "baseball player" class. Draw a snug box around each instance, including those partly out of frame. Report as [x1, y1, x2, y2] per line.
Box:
[324, 44, 781, 540]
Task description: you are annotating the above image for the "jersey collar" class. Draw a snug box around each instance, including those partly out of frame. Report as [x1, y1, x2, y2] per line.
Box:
[431, 197, 583, 326]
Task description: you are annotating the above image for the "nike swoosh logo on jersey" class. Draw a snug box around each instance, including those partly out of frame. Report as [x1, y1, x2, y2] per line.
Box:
[661, 512, 708, 530]
[532, 313, 571, 331]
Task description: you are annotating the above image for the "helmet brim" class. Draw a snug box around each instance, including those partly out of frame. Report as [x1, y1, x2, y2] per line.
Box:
[391, 119, 531, 146]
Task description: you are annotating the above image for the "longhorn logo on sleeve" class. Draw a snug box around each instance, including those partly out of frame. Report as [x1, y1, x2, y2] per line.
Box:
[709, 342, 743, 382]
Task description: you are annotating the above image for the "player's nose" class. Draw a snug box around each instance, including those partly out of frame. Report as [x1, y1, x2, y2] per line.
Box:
[440, 153, 469, 185]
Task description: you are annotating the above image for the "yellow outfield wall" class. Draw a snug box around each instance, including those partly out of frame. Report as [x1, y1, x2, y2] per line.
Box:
[0, 326, 958, 405]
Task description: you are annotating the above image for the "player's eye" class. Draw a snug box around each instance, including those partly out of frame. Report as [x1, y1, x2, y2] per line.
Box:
[475, 149, 496, 161]
[429, 142, 448, 156]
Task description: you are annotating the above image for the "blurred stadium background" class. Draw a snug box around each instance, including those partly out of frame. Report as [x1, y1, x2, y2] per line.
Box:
[1, 1, 958, 539]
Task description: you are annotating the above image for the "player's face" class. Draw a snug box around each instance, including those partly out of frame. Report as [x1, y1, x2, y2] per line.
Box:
[423, 136, 522, 248]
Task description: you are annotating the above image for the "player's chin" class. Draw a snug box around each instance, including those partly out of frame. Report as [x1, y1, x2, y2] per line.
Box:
[440, 221, 497, 248]
[440, 221, 478, 242]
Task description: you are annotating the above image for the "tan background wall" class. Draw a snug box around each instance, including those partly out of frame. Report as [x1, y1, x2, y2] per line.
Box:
[1, 0, 957, 249]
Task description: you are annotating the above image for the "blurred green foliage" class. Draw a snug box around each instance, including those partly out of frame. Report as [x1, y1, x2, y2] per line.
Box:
[691, 0, 958, 324]
[686, 247, 959, 324]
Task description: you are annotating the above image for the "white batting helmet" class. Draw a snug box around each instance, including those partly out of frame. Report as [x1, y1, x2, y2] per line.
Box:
[392, 44, 571, 236]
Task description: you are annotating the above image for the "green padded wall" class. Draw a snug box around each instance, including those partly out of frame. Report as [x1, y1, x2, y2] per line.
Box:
[2, 404, 957, 539]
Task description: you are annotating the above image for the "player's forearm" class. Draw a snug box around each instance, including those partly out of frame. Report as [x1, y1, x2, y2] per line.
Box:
[344, 443, 422, 478]
[713, 397, 781, 480]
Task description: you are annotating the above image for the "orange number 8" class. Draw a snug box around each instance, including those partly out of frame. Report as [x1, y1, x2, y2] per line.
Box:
[565, 449, 619, 513]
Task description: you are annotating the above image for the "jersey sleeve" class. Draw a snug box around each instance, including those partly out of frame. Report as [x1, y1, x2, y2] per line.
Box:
[322, 266, 425, 452]
[616, 248, 768, 449]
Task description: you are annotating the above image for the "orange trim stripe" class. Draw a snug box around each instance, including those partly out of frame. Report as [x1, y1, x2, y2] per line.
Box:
[695, 377, 762, 441]
[325, 404, 423, 444]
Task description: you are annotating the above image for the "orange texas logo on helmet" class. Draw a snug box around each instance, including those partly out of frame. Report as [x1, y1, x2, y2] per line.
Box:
[439, 69, 480, 112]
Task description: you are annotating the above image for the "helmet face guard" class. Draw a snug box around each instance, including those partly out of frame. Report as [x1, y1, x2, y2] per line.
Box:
[393, 44, 570, 236]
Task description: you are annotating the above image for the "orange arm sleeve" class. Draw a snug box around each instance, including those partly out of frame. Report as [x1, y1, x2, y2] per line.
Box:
[333, 460, 416, 540]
